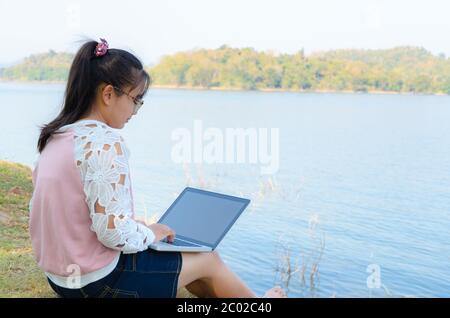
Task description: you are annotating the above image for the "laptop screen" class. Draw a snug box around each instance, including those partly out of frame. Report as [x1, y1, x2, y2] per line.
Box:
[158, 187, 250, 248]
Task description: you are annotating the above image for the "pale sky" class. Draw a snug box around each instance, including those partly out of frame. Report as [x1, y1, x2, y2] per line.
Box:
[0, 0, 449, 66]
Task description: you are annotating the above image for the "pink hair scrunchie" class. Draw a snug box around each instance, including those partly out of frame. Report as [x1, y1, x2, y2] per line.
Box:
[94, 38, 109, 57]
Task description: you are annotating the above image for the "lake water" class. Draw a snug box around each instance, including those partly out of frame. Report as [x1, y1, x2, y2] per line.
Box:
[1, 82, 449, 297]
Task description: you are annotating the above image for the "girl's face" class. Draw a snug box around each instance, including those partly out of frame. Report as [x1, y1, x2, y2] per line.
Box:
[99, 83, 145, 129]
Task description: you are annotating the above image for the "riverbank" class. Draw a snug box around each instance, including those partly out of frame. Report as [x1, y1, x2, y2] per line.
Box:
[0, 160, 53, 297]
[0, 160, 194, 298]
[1, 79, 448, 96]
[152, 84, 450, 96]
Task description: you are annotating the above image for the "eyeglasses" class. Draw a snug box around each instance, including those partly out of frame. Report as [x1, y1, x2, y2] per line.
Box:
[113, 86, 144, 115]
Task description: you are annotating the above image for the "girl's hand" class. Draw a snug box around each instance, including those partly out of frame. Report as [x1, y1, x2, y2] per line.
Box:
[148, 223, 176, 243]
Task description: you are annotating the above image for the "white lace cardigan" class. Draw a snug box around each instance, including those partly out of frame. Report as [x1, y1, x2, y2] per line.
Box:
[60, 119, 156, 253]
[30, 119, 156, 288]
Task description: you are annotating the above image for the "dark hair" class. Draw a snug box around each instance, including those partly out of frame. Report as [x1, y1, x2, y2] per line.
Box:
[37, 40, 151, 153]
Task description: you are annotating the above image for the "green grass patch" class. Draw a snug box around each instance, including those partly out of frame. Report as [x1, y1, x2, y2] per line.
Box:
[0, 160, 55, 297]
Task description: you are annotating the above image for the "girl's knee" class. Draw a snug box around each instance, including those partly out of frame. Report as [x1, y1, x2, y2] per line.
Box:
[181, 250, 222, 267]
[194, 251, 224, 270]
[208, 250, 225, 267]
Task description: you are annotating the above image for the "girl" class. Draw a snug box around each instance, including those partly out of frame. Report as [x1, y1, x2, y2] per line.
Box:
[29, 38, 287, 298]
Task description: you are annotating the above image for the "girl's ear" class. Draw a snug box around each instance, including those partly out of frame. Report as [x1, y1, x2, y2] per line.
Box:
[101, 84, 115, 106]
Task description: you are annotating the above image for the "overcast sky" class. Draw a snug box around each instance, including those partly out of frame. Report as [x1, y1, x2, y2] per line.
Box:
[0, 0, 449, 65]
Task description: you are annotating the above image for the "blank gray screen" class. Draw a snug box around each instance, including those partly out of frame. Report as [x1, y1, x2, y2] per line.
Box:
[160, 191, 247, 245]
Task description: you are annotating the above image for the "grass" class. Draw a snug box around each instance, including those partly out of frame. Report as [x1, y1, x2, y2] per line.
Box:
[0, 160, 194, 298]
[0, 160, 55, 297]
[274, 230, 325, 297]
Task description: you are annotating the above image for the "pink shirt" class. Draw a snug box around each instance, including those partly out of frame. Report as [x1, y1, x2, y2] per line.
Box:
[29, 120, 155, 288]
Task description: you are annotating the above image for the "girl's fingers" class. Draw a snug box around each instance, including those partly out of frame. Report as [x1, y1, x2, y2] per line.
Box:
[167, 227, 175, 237]
[167, 229, 176, 242]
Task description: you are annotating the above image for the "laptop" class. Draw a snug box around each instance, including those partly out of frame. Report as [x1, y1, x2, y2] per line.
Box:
[149, 187, 250, 252]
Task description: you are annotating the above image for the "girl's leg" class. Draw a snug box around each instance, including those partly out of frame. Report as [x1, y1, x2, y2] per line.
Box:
[178, 251, 257, 298]
[184, 279, 213, 298]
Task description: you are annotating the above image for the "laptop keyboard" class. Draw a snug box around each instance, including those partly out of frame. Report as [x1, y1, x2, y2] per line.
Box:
[165, 238, 200, 247]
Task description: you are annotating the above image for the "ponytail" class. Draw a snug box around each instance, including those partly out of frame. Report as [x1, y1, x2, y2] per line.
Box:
[37, 39, 150, 153]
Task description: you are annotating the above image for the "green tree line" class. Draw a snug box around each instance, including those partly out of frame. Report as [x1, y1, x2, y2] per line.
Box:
[1, 46, 450, 94]
[0, 50, 73, 82]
